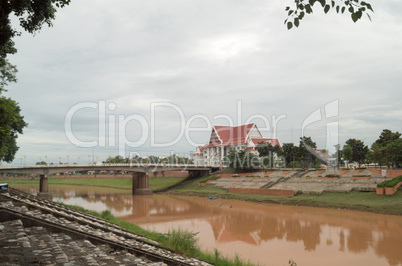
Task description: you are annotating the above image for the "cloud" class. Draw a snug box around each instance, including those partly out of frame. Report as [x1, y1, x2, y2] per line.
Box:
[3, 0, 402, 164]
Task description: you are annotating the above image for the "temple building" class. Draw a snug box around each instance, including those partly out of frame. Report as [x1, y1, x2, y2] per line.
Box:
[194, 123, 281, 166]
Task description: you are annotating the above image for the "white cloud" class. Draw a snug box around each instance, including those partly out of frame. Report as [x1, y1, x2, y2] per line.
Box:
[3, 0, 402, 164]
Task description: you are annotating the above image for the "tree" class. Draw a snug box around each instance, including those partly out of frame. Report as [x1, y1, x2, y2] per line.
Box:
[383, 139, 402, 168]
[227, 150, 259, 171]
[0, 1, 70, 162]
[282, 143, 298, 167]
[256, 142, 283, 168]
[299, 136, 318, 168]
[371, 130, 401, 168]
[0, 97, 28, 162]
[342, 138, 368, 167]
[285, 0, 374, 29]
[374, 129, 401, 147]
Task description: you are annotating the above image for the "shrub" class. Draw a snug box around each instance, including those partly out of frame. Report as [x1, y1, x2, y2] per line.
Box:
[341, 168, 349, 170]
[380, 176, 402, 188]
[161, 228, 199, 256]
[377, 180, 390, 188]
[386, 179, 400, 187]
[325, 174, 340, 177]
[305, 175, 310, 177]
[318, 175, 322, 177]
[352, 175, 371, 177]
[355, 167, 366, 170]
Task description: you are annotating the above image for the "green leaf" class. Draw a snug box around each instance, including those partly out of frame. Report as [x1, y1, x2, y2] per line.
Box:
[288, 10, 294, 16]
[366, 13, 372, 21]
[305, 4, 313, 13]
[336, 5, 340, 13]
[351, 13, 358, 22]
[309, 0, 316, 6]
[366, 3, 373, 12]
[318, 0, 326, 7]
[331, 1, 335, 7]
[341, 6, 346, 13]
[294, 18, 300, 27]
[287, 21, 293, 30]
[299, 11, 305, 19]
[324, 4, 330, 13]
[349, 6, 354, 13]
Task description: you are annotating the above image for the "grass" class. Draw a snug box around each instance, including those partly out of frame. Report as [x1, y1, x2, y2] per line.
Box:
[198, 175, 220, 183]
[148, 177, 187, 191]
[65, 205, 255, 266]
[0, 176, 187, 192]
[169, 175, 402, 216]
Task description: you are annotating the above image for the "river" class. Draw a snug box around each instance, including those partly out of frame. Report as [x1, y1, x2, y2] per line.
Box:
[11, 184, 402, 266]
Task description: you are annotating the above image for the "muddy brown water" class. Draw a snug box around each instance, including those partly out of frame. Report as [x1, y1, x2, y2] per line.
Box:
[11, 184, 402, 266]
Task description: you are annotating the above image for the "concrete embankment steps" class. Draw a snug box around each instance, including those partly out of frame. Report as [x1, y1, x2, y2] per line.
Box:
[261, 170, 312, 189]
[0, 189, 212, 266]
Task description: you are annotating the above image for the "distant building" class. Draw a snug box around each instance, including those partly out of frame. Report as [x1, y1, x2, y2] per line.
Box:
[194, 123, 281, 166]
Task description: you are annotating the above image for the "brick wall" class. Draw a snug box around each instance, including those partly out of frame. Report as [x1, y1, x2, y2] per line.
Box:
[367, 169, 402, 178]
[228, 187, 294, 197]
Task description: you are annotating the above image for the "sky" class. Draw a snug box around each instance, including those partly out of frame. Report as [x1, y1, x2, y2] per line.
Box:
[3, 0, 402, 165]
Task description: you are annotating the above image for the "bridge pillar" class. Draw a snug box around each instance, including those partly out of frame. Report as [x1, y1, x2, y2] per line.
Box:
[37, 174, 52, 200]
[132, 172, 153, 195]
[188, 169, 210, 179]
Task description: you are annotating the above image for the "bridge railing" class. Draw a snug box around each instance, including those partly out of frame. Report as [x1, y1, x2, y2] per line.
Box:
[0, 162, 217, 169]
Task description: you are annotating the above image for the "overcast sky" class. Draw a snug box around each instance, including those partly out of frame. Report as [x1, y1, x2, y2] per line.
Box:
[4, 0, 402, 165]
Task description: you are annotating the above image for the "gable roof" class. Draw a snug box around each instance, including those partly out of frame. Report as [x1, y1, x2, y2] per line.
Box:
[208, 124, 255, 146]
[251, 138, 282, 148]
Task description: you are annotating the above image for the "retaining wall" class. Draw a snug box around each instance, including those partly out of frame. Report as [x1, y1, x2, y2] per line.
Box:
[367, 169, 402, 178]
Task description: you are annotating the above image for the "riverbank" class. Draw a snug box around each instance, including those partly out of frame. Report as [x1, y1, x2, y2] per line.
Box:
[0, 176, 186, 192]
[3, 175, 402, 216]
[167, 174, 402, 216]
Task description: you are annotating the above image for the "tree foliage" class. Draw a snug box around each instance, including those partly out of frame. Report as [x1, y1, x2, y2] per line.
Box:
[285, 0, 374, 29]
[256, 142, 284, 168]
[0, 97, 28, 162]
[227, 150, 259, 171]
[342, 138, 368, 167]
[370, 129, 402, 168]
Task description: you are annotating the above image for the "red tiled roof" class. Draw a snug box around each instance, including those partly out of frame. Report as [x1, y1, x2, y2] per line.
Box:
[251, 138, 281, 148]
[208, 124, 254, 146]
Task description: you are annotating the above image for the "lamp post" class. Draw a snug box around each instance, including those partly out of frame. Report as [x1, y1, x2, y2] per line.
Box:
[45, 155, 47, 165]
[67, 155, 69, 165]
[23, 156, 26, 166]
[78, 156, 80, 165]
[59, 157, 61, 165]
[88, 155, 91, 165]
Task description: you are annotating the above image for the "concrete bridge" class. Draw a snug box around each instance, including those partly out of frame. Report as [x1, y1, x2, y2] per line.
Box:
[0, 163, 215, 198]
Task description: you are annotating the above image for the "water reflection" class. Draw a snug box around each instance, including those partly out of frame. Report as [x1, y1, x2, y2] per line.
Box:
[13, 184, 402, 266]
